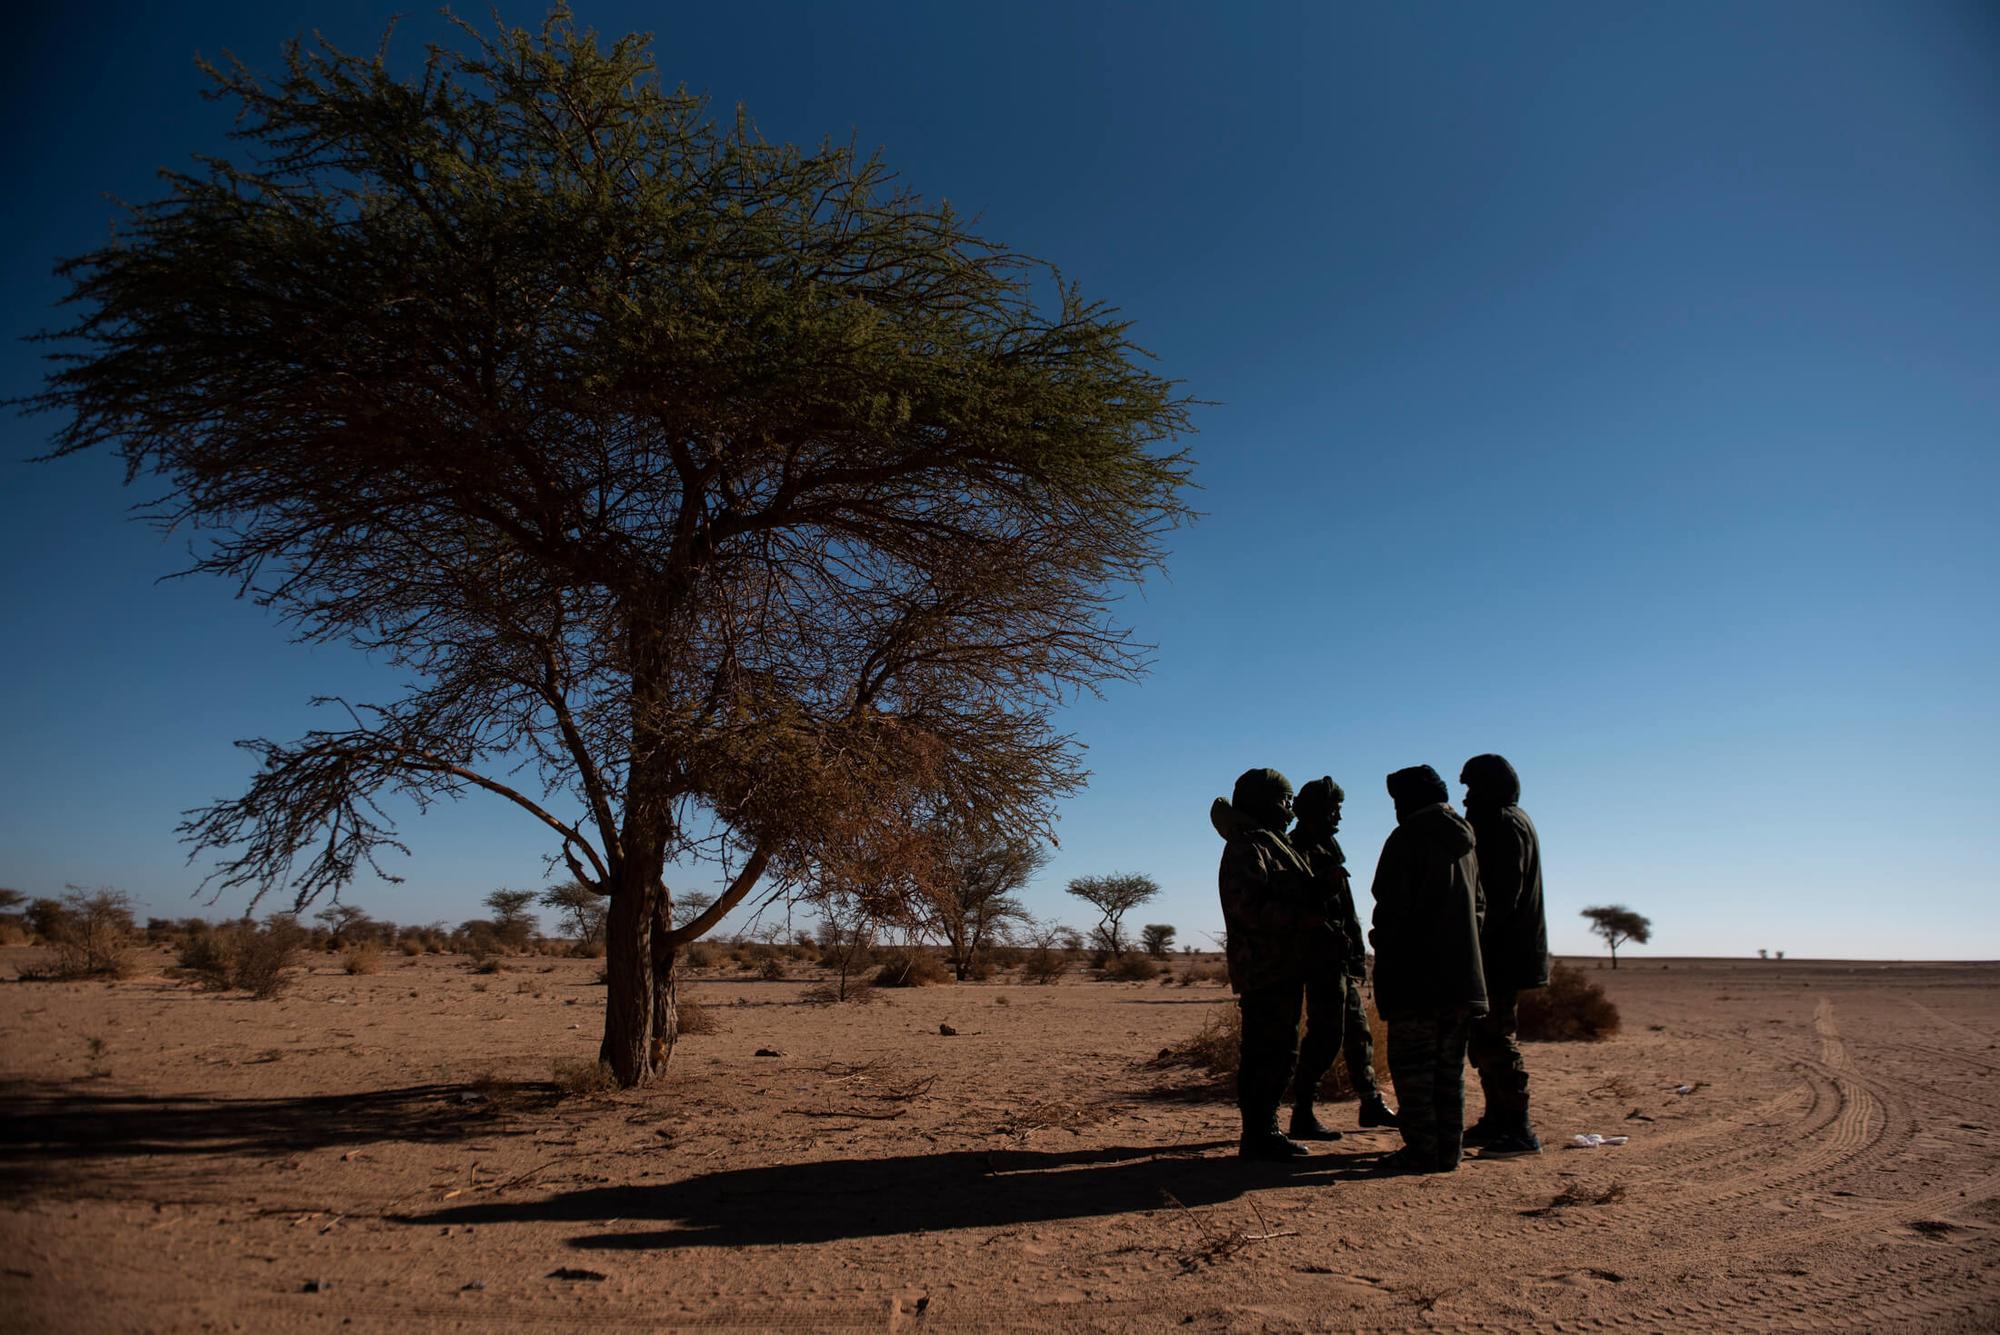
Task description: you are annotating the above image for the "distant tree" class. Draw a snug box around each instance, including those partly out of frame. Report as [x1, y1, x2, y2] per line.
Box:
[1774, 950, 1785, 961]
[1581, 905, 1652, 970]
[540, 880, 608, 947]
[24, 10, 1191, 1085]
[1064, 874, 1159, 958]
[1758, 948, 1768, 960]
[0, 889, 24, 913]
[313, 903, 371, 943]
[923, 820, 1044, 980]
[671, 892, 717, 930]
[484, 889, 540, 952]
[1140, 923, 1177, 957]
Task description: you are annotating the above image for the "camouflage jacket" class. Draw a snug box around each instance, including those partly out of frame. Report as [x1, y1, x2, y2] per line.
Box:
[1292, 821, 1366, 977]
[1216, 819, 1321, 993]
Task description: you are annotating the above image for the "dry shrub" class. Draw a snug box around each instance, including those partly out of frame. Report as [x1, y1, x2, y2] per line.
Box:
[758, 955, 787, 981]
[874, 950, 950, 988]
[1517, 963, 1621, 1041]
[342, 943, 383, 975]
[471, 956, 505, 975]
[1154, 997, 1392, 1101]
[1104, 953, 1158, 982]
[683, 940, 720, 969]
[570, 939, 606, 959]
[1021, 949, 1067, 985]
[176, 931, 237, 991]
[964, 957, 997, 981]
[398, 935, 425, 956]
[231, 919, 304, 998]
[28, 890, 137, 980]
[800, 979, 877, 1006]
[552, 1058, 617, 1097]
[675, 997, 719, 1034]
[1177, 963, 1228, 987]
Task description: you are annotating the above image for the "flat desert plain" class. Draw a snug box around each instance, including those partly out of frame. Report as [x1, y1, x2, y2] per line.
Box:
[2, 950, 1996, 1332]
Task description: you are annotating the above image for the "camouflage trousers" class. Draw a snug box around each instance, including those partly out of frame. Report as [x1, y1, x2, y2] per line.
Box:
[1387, 1007, 1475, 1169]
[1237, 983, 1304, 1131]
[1294, 969, 1381, 1104]
[1467, 989, 1530, 1121]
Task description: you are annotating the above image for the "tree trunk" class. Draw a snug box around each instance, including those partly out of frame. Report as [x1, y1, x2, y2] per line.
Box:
[601, 866, 658, 1086]
[648, 890, 679, 1073]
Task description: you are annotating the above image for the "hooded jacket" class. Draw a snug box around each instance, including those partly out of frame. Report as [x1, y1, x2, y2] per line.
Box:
[1460, 754, 1550, 993]
[1369, 767, 1488, 1020]
[1213, 776, 1319, 993]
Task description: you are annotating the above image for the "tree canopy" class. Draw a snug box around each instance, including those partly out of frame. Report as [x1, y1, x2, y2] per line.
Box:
[1580, 904, 1652, 969]
[1065, 873, 1160, 956]
[24, 7, 1194, 1085]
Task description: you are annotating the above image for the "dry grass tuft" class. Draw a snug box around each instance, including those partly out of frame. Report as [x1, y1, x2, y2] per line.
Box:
[873, 951, 950, 988]
[801, 979, 877, 1006]
[1517, 963, 1621, 1041]
[1520, 1180, 1627, 1216]
[1153, 997, 1391, 1100]
[675, 997, 719, 1034]
[342, 943, 383, 975]
[551, 1058, 617, 1098]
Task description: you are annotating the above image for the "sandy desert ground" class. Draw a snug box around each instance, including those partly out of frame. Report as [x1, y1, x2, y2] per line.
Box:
[1, 948, 1996, 1333]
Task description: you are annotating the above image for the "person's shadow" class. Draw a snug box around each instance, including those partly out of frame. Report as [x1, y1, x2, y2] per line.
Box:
[405, 1140, 1394, 1250]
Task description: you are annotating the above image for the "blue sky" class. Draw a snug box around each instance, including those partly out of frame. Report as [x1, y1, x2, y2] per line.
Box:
[3, 2, 1996, 958]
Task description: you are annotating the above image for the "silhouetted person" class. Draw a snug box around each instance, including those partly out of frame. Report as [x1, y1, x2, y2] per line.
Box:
[1369, 765, 1486, 1174]
[1214, 767, 1320, 1160]
[1288, 776, 1397, 1138]
[1459, 753, 1549, 1155]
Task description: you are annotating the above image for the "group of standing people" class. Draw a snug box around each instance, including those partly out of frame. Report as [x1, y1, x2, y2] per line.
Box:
[1213, 754, 1549, 1173]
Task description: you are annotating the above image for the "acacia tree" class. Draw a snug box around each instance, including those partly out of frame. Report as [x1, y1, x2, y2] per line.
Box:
[1140, 923, 1176, 957]
[540, 880, 608, 947]
[1581, 905, 1652, 969]
[1065, 872, 1159, 957]
[920, 817, 1044, 980]
[24, 10, 1192, 1086]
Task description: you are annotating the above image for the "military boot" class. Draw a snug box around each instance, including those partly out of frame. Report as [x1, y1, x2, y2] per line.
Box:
[1461, 1112, 1499, 1145]
[1240, 1112, 1311, 1161]
[1357, 1093, 1399, 1129]
[1287, 1102, 1344, 1141]
[1481, 1111, 1541, 1157]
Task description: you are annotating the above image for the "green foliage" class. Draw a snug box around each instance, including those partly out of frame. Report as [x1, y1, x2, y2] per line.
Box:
[1065, 874, 1159, 956]
[24, 4, 1193, 1086]
[1140, 923, 1177, 957]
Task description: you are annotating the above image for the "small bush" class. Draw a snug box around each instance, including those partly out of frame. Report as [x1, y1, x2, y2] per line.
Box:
[552, 1058, 617, 1097]
[1516, 963, 1621, 1041]
[683, 941, 720, 969]
[1021, 949, 1067, 985]
[1104, 953, 1159, 982]
[873, 950, 950, 988]
[1177, 963, 1228, 987]
[176, 931, 237, 991]
[398, 935, 425, 956]
[758, 955, 786, 981]
[965, 957, 997, 981]
[343, 943, 383, 975]
[27, 890, 137, 980]
[675, 997, 719, 1035]
[231, 919, 305, 998]
[800, 979, 877, 1006]
[471, 956, 504, 975]
[570, 939, 606, 959]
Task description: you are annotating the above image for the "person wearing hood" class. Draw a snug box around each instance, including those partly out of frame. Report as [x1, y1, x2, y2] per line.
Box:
[1369, 764, 1487, 1174]
[1288, 776, 1398, 1137]
[1214, 767, 1321, 1161]
[1459, 753, 1550, 1155]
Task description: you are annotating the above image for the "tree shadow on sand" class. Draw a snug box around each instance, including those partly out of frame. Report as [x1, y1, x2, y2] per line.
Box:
[404, 1140, 1394, 1249]
[0, 1077, 556, 1196]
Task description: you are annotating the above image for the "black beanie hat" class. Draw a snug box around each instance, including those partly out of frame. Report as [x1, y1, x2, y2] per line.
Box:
[1385, 765, 1449, 814]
